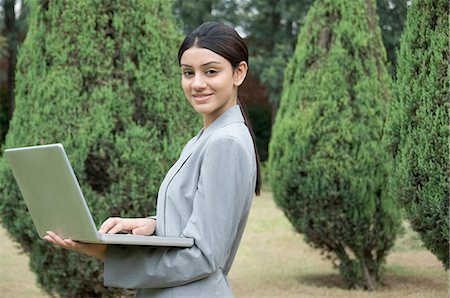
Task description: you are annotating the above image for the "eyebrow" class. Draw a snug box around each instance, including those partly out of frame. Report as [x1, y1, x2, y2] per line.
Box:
[180, 61, 222, 68]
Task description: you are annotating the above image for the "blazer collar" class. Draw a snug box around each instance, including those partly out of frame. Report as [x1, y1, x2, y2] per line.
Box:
[167, 105, 245, 181]
[199, 104, 245, 140]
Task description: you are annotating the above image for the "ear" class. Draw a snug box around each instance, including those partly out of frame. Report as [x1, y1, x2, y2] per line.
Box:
[233, 61, 248, 87]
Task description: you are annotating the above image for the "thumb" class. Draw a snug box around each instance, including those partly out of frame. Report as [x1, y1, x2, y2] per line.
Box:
[132, 226, 148, 236]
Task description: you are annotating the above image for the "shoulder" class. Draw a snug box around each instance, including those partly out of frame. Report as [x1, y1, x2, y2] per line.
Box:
[208, 123, 252, 151]
[201, 123, 254, 168]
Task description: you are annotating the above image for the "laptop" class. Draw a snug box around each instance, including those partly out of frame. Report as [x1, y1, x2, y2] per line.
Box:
[4, 143, 193, 247]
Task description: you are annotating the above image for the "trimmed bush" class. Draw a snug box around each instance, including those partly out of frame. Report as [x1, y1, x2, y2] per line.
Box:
[269, 0, 400, 289]
[384, 0, 449, 269]
[0, 0, 199, 296]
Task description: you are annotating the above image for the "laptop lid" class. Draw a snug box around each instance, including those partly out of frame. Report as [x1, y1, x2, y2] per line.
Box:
[4, 143, 194, 247]
[5, 143, 100, 242]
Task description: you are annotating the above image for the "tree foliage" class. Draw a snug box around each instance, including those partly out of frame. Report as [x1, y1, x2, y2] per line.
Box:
[0, 0, 199, 296]
[269, 0, 400, 289]
[241, 0, 313, 106]
[173, 0, 240, 34]
[0, 0, 30, 143]
[384, 0, 449, 269]
[376, 0, 409, 76]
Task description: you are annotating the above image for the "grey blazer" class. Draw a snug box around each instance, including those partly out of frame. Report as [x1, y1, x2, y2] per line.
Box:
[104, 105, 257, 297]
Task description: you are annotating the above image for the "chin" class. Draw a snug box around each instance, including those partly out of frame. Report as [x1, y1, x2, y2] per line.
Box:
[191, 103, 213, 115]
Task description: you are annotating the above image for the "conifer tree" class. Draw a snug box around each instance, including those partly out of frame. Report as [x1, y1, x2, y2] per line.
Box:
[384, 0, 449, 269]
[0, 0, 199, 296]
[269, 0, 400, 289]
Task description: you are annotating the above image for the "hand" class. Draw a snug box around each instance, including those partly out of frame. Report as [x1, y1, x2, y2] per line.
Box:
[99, 217, 156, 236]
[44, 231, 107, 260]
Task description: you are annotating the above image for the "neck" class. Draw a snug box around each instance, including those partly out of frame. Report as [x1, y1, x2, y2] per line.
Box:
[202, 97, 237, 129]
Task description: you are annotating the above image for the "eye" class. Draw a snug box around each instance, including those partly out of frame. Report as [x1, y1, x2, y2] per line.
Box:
[182, 70, 194, 78]
[205, 69, 218, 76]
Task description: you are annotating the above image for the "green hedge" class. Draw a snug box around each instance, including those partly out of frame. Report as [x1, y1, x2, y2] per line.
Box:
[0, 0, 200, 296]
[269, 0, 400, 289]
[384, 0, 449, 269]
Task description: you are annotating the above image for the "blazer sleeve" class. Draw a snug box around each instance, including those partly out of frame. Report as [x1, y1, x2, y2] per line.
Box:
[103, 136, 254, 289]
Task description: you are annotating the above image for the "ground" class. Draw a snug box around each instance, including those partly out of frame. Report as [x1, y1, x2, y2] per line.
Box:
[1, 191, 448, 297]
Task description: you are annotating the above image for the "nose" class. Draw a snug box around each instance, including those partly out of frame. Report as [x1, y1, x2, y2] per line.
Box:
[191, 74, 206, 90]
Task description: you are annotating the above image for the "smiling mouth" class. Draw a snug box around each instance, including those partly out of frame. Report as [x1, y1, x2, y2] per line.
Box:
[192, 94, 213, 101]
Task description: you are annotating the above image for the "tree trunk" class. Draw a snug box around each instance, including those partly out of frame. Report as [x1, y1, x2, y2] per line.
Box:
[360, 257, 376, 290]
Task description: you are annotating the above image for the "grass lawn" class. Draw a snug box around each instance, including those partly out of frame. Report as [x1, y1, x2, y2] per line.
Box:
[1, 191, 448, 297]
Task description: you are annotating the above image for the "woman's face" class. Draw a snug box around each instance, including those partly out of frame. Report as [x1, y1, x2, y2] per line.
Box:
[180, 47, 247, 128]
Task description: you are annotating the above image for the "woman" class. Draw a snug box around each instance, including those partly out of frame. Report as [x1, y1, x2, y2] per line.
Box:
[45, 21, 261, 297]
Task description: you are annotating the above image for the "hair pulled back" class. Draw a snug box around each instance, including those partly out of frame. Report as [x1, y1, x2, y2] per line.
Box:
[178, 22, 248, 69]
[178, 22, 261, 196]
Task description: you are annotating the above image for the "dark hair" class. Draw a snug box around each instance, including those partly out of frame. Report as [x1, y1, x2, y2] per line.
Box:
[178, 21, 261, 196]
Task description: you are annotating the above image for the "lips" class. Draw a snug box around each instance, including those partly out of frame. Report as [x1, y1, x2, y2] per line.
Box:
[192, 93, 213, 102]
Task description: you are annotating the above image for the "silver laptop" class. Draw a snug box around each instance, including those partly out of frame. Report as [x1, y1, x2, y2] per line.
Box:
[4, 143, 193, 247]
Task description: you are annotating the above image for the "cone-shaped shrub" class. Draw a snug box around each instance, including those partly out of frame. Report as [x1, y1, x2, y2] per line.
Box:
[269, 0, 400, 289]
[0, 0, 199, 296]
[384, 0, 449, 269]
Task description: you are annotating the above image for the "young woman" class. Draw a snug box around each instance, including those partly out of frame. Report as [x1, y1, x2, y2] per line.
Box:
[44, 21, 261, 297]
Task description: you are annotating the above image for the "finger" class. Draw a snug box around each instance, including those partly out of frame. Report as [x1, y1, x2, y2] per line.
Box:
[99, 217, 120, 233]
[131, 226, 146, 235]
[43, 235, 56, 244]
[45, 231, 63, 242]
[45, 231, 70, 248]
[107, 222, 126, 234]
[63, 239, 79, 249]
[99, 218, 114, 233]
[132, 219, 155, 236]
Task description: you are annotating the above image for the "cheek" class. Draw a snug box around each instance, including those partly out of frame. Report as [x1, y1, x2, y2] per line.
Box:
[181, 79, 191, 94]
[210, 76, 233, 93]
